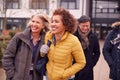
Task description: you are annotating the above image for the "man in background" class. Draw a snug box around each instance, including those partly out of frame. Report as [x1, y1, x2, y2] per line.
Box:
[74, 15, 100, 80]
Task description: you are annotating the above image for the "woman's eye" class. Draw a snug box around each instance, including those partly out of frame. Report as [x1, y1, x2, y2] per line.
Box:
[51, 20, 59, 23]
[32, 20, 34, 23]
[36, 21, 40, 24]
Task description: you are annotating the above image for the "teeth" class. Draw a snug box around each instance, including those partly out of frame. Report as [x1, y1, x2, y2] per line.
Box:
[52, 27, 56, 30]
[32, 27, 37, 30]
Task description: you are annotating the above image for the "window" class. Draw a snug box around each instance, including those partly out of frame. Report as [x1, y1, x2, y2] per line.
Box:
[109, 8, 114, 13]
[30, 0, 48, 9]
[6, 0, 20, 9]
[96, 8, 102, 13]
[59, 0, 79, 9]
[102, 8, 108, 13]
[6, 18, 28, 30]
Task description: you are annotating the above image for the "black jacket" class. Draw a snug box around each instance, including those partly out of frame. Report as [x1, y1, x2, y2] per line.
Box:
[74, 30, 100, 80]
[103, 24, 120, 80]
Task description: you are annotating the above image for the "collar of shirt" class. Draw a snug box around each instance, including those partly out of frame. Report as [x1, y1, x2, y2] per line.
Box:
[30, 34, 41, 46]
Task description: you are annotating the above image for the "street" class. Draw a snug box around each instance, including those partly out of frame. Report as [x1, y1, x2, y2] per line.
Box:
[0, 40, 110, 80]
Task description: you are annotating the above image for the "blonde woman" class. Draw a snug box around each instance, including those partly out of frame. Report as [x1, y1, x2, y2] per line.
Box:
[2, 13, 49, 80]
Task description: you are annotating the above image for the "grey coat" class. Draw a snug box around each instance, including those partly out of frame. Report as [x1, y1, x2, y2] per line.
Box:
[2, 27, 46, 80]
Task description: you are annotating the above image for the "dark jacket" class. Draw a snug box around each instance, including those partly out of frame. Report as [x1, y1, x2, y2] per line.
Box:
[2, 27, 47, 80]
[74, 30, 100, 80]
[103, 22, 120, 80]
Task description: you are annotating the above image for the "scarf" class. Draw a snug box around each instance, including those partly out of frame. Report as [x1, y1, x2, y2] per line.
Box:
[78, 28, 90, 50]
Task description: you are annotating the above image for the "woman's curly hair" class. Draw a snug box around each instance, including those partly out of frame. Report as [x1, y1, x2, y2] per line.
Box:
[52, 8, 77, 33]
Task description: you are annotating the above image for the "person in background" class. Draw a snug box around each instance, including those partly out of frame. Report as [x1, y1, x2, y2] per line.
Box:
[74, 15, 100, 80]
[102, 21, 120, 80]
[40, 8, 86, 80]
[2, 13, 50, 80]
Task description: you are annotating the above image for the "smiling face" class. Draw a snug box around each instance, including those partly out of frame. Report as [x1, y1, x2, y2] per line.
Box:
[30, 15, 45, 34]
[79, 21, 90, 33]
[51, 15, 65, 35]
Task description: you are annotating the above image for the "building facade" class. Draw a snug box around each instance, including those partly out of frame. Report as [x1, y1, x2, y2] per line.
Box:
[91, 0, 120, 39]
[0, 0, 120, 39]
[0, 0, 88, 30]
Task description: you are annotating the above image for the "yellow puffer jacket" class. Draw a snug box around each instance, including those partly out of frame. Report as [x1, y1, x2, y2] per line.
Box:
[45, 31, 86, 80]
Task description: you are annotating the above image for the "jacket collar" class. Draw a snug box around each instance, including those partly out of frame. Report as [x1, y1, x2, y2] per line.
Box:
[47, 31, 70, 43]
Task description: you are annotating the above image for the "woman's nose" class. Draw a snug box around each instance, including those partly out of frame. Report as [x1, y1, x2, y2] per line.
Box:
[51, 22, 56, 26]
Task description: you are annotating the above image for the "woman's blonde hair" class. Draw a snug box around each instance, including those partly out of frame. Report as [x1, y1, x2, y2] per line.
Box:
[111, 21, 120, 28]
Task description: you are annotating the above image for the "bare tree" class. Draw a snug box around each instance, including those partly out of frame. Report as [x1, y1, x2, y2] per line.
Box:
[3, 0, 7, 30]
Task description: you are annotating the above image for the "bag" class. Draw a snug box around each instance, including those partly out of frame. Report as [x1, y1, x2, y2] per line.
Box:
[35, 56, 48, 75]
[35, 40, 51, 75]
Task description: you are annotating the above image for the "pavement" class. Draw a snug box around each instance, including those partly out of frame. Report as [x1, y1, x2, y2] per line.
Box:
[94, 40, 110, 80]
[0, 40, 110, 80]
